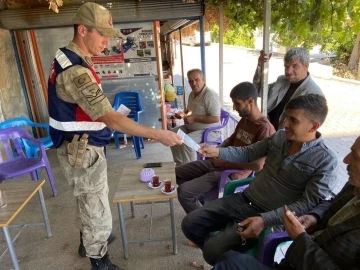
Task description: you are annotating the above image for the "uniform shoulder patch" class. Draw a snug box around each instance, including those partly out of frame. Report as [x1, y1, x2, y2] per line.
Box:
[81, 83, 105, 105]
[73, 73, 92, 88]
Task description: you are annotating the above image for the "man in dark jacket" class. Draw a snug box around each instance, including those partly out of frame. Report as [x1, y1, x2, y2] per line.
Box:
[212, 136, 360, 270]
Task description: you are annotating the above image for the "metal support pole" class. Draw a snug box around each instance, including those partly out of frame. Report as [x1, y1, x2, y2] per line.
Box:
[117, 203, 129, 259]
[169, 199, 178, 255]
[219, 3, 224, 106]
[260, 0, 271, 115]
[130, 202, 135, 218]
[2, 227, 20, 270]
[199, 16, 206, 77]
[37, 187, 52, 237]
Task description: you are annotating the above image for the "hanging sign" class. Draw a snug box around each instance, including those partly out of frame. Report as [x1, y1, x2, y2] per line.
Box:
[121, 26, 157, 77]
[92, 38, 125, 79]
[92, 22, 157, 79]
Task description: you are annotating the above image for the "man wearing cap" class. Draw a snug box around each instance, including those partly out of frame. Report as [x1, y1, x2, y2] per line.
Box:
[47, 2, 182, 270]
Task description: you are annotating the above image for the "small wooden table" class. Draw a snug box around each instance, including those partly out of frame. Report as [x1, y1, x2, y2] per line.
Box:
[113, 162, 177, 259]
[0, 180, 52, 270]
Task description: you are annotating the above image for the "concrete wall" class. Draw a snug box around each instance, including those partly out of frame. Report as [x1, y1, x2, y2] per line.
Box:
[0, 29, 28, 121]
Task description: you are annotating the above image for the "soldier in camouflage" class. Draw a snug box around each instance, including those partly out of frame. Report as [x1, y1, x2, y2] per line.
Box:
[47, 2, 182, 270]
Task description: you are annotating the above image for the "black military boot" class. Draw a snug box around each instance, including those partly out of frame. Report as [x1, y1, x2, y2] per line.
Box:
[78, 232, 116, 257]
[90, 253, 122, 270]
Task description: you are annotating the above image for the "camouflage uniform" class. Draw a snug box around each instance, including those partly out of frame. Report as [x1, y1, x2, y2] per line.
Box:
[53, 42, 113, 259]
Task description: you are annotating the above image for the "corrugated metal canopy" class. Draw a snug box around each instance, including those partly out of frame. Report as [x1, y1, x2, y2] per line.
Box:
[0, 0, 204, 30]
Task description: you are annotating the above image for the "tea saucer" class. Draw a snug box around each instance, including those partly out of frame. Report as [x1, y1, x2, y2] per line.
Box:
[161, 186, 176, 195]
[148, 181, 163, 189]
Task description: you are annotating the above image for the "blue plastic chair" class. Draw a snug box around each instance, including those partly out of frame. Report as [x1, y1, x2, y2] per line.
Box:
[0, 127, 57, 196]
[197, 109, 230, 160]
[0, 117, 53, 157]
[112, 92, 145, 159]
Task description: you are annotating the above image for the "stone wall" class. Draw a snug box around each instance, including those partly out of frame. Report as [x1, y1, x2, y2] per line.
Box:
[0, 29, 29, 121]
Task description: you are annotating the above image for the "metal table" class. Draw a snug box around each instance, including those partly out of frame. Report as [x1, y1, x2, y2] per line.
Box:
[0, 180, 52, 270]
[112, 162, 177, 259]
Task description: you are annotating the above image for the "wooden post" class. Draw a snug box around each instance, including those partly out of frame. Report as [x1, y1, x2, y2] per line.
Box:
[179, 29, 186, 110]
[154, 21, 166, 130]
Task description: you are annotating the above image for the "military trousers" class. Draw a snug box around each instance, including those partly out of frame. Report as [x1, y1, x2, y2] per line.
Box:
[57, 142, 112, 259]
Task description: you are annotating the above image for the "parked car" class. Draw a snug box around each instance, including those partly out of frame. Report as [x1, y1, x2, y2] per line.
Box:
[182, 31, 211, 46]
[309, 45, 336, 60]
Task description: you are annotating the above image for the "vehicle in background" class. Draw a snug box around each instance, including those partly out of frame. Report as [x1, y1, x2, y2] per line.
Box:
[309, 45, 336, 60]
[182, 31, 211, 46]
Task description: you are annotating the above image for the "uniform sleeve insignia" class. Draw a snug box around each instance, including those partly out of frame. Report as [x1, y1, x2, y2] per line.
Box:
[73, 73, 92, 88]
[81, 83, 105, 105]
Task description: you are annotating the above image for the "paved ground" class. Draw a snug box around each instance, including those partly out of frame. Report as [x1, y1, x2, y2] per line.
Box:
[0, 142, 208, 270]
[0, 45, 359, 270]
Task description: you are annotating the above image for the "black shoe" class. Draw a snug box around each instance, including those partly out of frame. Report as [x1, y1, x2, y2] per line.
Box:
[90, 253, 122, 270]
[78, 232, 116, 257]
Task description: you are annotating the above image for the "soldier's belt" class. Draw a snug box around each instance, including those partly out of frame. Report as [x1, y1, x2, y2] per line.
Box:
[67, 134, 89, 169]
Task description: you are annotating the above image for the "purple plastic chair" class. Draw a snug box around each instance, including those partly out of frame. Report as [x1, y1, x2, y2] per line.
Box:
[0, 117, 53, 158]
[197, 109, 230, 160]
[201, 109, 230, 145]
[259, 231, 291, 266]
[0, 127, 57, 196]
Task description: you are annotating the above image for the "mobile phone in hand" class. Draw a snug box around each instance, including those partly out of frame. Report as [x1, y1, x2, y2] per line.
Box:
[237, 224, 248, 232]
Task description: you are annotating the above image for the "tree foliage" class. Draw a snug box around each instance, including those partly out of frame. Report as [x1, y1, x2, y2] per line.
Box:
[171, 3, 255, 48]
[207, 0, 360, 56]
[211, 23, 255, 48]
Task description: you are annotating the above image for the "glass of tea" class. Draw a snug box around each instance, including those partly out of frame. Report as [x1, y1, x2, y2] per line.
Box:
[152, 175, 160, 187]
[164, 179, 172, 193]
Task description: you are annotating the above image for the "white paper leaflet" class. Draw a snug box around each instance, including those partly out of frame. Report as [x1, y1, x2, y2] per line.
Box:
[177, 129, 201, 152]
[116, 104, 131, 116]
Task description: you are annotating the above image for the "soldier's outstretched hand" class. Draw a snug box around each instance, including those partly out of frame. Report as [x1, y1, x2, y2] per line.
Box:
[158, 130, 183, 146]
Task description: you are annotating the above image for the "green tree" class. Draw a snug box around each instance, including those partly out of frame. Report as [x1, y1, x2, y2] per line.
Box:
[211, 23, 255, 48]
[207, 0, 360, 67]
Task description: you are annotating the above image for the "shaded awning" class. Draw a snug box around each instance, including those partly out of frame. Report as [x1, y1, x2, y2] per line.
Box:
[0, 0, 204, 30]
